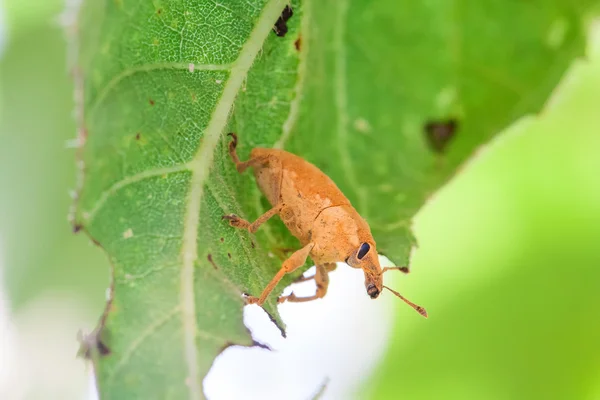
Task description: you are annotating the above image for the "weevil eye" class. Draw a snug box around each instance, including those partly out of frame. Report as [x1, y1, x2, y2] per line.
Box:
[367, 284, 380, 299]
[357, 243, 370, 260]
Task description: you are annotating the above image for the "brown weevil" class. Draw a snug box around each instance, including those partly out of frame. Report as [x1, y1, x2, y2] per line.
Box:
[223, 133, 427, 317]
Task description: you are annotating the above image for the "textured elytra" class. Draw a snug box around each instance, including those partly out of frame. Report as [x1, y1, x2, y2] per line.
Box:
[75, 0, 594, 398]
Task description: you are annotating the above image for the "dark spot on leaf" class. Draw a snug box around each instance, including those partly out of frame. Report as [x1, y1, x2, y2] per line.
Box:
[135, 132, 141, 140]
[95, 339, 111, 356]
[220, 237, 224, 242]
[207, 254, 218, 270]
[72, 224, 82, 233]
[424, 118, 458, 153]
[273, 5, 293, 37]
[294, 36, 302, 51]
[251, 240, 255, 249]
[156, 8, 162, 15]
[78, 330, 111, 359]
[149, 98, 155, 106]
[227, 253, 231, 259]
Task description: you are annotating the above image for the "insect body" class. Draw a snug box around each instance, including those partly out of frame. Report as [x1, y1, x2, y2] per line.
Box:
[224, 133, 427, 317]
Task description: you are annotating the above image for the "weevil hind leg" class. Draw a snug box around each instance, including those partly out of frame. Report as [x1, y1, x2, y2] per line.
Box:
[223, 203, 283, 233]
[293, 262, 337, 283]
[279, 263, 334, 303]
[245, 242, 315, 306]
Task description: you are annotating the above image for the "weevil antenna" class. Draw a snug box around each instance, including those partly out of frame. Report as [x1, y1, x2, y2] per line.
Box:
[383, 285, 428, 318]
[382, 266, 410, 274]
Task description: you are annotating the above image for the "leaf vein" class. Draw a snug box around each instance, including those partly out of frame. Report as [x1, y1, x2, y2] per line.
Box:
[104, 305, 181, 386]
[89, 62, 233, 118]
[177, 2, 288, 398]
[84, 164, 191, 223]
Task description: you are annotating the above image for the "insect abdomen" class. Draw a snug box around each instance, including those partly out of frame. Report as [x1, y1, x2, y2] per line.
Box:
[251, 148, 351, 243]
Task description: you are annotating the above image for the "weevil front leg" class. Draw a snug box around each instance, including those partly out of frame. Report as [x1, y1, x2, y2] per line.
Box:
[279, 263, 335, 303]
[246, 242, 315, 306]
[223, 203, 283, 234]
[227, 132, 270, 173]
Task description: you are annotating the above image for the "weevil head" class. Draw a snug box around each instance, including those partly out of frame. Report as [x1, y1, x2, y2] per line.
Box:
[346, 242, 383, 299]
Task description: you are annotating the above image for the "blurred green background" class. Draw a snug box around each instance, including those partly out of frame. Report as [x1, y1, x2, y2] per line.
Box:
[1, 1, 599, 400]
[0, 0, 108, 398]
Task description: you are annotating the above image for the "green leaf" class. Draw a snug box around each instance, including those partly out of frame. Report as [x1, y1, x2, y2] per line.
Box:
[75, 0, 596, 398]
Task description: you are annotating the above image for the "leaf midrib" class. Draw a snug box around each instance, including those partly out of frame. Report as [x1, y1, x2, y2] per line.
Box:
[177, 1, 288, 399]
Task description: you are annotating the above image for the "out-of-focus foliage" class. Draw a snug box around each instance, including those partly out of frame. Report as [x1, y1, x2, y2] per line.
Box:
[0, 0, 110, 398]
[366, 40, 600, 400]
[0, 0, 107, 309]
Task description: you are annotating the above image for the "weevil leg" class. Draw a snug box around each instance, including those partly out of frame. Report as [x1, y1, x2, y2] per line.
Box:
[227, 132, 270, 173]
[279, 263, 334, 303]
[382, 266, 410, 274]
[223, 203, 283, 234]
[293, 262, 337, 283]
[246, 242, 315, 306]
[293, 274, 314, 283]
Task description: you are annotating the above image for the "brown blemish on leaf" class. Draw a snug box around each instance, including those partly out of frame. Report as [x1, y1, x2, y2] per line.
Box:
[72, 223, 82, 233]
[294, 35, 302, 51]
[251, 240, 255, 249]
[149, 98, 155, 106]
[156, 8, 162, 15]
[424, 118, 458, 153]
[220, 237, 224, 242]
[273, 5, 293, 37]
[135, 132, 141, 140]
[227, 253, 231, 259]
[207, 254, 218, 270]
[77, 329, 111, 359]
[73, 227, 119, 373]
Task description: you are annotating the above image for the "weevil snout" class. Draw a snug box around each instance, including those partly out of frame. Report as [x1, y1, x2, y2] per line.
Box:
[346, 242, 384, 299]
[367, 284, 380, 299]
